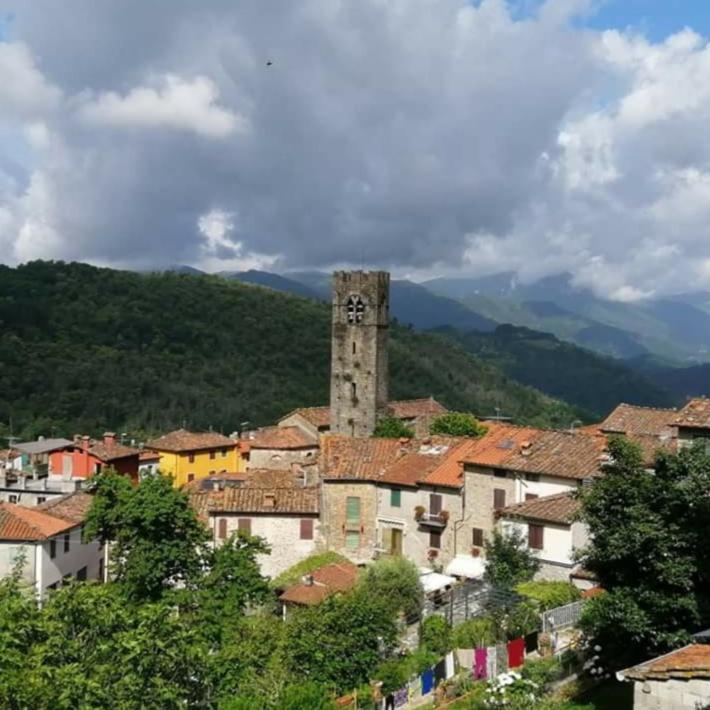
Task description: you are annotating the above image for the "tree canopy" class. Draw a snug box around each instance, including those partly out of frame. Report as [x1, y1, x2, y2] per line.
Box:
[484, 528, 540, 590]
[372, 416, 414, 439]
[429, 412, 487, 437]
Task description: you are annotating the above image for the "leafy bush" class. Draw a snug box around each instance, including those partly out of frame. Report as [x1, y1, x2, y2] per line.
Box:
[516, 582, 581, 611]
[520, 657, 563, 687]
[358, 556, 424, 619]
[420, 615, 452, 656]
[430, 412, 487, 437]
[271, 551, 351, 589]
[452, 617, 496, 649]
[375, 648, 438, 694]
[484, 529, 540, 590]
[373, 416, 414, 438]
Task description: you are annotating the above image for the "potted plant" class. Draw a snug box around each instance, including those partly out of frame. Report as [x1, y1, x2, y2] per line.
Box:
[439, 510, 450, 523]
[414, 505, 425, 521]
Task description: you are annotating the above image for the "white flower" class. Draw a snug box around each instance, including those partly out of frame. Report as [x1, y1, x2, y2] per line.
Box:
[594, 645, 602, 652]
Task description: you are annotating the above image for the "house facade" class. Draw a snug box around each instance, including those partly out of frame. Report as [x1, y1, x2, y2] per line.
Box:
[146, 429, 241, 488]
[0, 492, 103, 599]
[49, 433, 141, 482]
[672, 398, 710, 449]
[243, 425, 319, 470]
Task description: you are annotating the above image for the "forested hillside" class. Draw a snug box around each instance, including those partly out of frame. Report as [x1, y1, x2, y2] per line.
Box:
[0, 262, 580, 439]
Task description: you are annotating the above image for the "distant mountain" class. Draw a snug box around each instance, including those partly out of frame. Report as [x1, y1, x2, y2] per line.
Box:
[220, 270, 323, 301]
[166, 265, 206, 275]
[423, 273, 710, 363]
[435, 324, 676, 417]
[632, 361, 710, 402]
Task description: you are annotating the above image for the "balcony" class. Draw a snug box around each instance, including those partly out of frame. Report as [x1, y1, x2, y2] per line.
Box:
[414, 507, 449, 528]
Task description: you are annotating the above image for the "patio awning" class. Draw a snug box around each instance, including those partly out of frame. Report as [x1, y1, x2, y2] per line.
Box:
[445, 555, 486, 579]
[419, 570, 456, 594]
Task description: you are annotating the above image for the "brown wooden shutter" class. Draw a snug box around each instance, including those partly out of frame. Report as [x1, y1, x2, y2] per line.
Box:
[528, 524, 544, 550]
[493, 489, 506, 510]
[429, 493, 442, 514]
[218, 518, 227, 539]
[300, 518, 314, 540]
[238, 518, 251, 535]
[472, 528, 484, 547]
[430, 530, 442, 549]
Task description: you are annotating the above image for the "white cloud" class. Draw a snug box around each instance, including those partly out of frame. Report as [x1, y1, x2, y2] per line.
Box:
[78, 75, 246, 138]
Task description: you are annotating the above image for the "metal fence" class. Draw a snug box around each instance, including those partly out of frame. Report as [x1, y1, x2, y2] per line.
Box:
[541, 600, 585, 633]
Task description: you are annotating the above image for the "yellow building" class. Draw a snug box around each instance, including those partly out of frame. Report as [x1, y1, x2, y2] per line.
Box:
[146, 429, 244, 488]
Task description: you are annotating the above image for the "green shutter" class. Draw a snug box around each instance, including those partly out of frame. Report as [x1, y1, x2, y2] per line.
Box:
[390, 488, 401, 508]
[346, 496, 361, 524]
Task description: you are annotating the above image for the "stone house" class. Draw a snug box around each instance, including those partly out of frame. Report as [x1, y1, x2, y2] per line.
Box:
[461, 426, 606, 563]
[0, 492, 104, 600]
[242, 425, 319, 470]
[671, 398, 710, 449]
[190, 483, 321, 579]
[497, 492, 588, 583]
[619, 633, 710, 710]
[278, 559, 359, 614]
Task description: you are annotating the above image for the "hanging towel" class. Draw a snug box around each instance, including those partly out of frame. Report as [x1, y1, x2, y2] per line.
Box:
[507, 637, 525, 669]
[408, 674, 422, 700]
[445, 651, 455, 679]
[525, 631, 538, 655]
[486, 645, 497, 679]
[421, 668, 434, 695]
[394, 688, 408, 707]
[496, 643, 508, 674]
[385, 694, 395, 710]
[474, 647, 488, 679]
[434, 658, 447, 685]
[456, 648, 474, 671]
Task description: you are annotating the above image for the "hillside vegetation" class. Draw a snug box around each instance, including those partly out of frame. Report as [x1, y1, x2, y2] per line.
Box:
[0, 262, 580, 439]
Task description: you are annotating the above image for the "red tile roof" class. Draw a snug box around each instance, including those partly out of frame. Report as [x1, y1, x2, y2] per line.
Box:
[89, 441, 141, 462]
[421, 437, 488, 488]
[280, 406, 331, 428]
[36, 492, 93, 525]
[146, 429, 236, 453]
[320, 436, 406, 481]
[599, 403, 677, 437]
[279, 561, 359, 605]
[247, 426, 318, 450]
[460, 423, 542, 468]
[0, 503, 79, 540]
[189, 486, 319, 516]
[622, 644, 710, 681]
[497, 492, 580, 525]
[139, 450, 160, 462]
[673, 398, 710, 430]
[380, 452, 449, 488]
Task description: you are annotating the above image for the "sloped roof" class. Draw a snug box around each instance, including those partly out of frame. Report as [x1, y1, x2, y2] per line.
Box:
[621, 644, 710, 681]
[37, 491, 94, 525]
[279, 561, 359, 605]
[89, 441, 141, 462]
[380, 452, 449, 488]
[673, 398, 710, 430]
[146, 429, 235, 453]
[13, 438, 73, 455]
[280, 406, 331, 428]
[421, 437, 489, 488]
[498, 430, 607, 480]
[0, 503, 78, 541]
[460, 423, 542, 468]
[248, 426, 317, 450]
[190, 486, 319, 516]
[320, 436, 406, 481]
[599, 403, 677, 437]
[498, 492, 580, 525]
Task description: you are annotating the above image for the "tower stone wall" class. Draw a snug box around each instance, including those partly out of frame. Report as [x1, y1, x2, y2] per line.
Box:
[329, 271, 390, 436]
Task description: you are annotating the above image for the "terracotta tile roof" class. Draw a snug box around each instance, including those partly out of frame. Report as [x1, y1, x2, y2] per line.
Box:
[380, 452, 448, 488]
[146, 429, 236, 453]
[279, 399, 448, 429]
[581, 586, 605, 599]
[189, 486, 319, 516]
[498, 430, 608, 480]
[498, 492, 580, 525]
[0, 503, 78, 540]
[183, 468, 308, 493]
[279, 561, 359, 605]
[622, 644, 710, 681]
[247, 426, 317, 450]
[36, 492, 93, 525]
[673, 398, 710, 430]
[460, 423, 542, 468]
[139, 450, 160, 462]
[599, 403, 677, 437]
[89, 441, 141, 462]
[628, 433, 677, 467]
[421, 437, 487, 488]
[320, 436, 406, 481]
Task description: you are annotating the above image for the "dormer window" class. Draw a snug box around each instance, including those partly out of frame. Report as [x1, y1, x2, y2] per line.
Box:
[346, 295, 365, 324]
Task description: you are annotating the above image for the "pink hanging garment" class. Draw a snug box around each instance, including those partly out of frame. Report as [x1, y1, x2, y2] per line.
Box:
[474, 647, 488, 679]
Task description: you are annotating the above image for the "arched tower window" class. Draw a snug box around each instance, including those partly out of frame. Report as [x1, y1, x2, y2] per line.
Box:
[346, 295, 365, 324]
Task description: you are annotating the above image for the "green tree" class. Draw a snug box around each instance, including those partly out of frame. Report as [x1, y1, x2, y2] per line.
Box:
[373, 416, 414, 438]
[420, 615, 451, 656]
[358, 556, 424, 620]
[484, 528, 540, 590]
[284, 587, 398, 693]
[83, 469, 133, 544]
[87, 473, 209, 601]
[578, 436, 710, 664]
[429, 412, 487, 437]
[516, 581, 580, 611]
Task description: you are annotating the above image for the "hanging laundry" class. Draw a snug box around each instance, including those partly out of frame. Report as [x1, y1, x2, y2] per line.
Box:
[507, 637, 525, 669]
[496, 643, 508, 674]
[434, 658, 447, 685]
[486, 645, 497, 679]
[445, 652, 455, 679]
[421, 668, 434, 695]
[385, 694, 395, 710]
[393, 688, 408, 707]
[474, 647, 488, 679]
[408, 674, 422, 700]
[525, 631, 538, 655]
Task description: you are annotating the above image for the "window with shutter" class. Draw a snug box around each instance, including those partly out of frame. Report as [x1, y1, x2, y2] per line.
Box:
[430, 530, 442, 549]
[493, 489, 506, 510]
[345, 531, 360, 549]
[390, 489, 401, 508]
[429, 493, 442, 515]
[238, 518, 251, 535]
[528, 524, 544, 550]
[218, 518, 227, 539]
[472, 528, 484, 547]
[300, 519, 314, 540]
[346, 496, 361, 525]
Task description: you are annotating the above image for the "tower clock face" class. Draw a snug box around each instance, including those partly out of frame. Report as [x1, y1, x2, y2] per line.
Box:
[346, 294, 365, 324]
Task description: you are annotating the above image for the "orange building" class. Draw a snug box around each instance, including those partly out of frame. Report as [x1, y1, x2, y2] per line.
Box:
[49, 433, 141, 483]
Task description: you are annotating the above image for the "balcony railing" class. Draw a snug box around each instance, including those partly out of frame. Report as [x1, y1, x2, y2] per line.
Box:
[415, 510, 449, 528]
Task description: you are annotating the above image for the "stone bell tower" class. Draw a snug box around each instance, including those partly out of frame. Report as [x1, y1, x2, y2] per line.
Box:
[330, 271, 390, 437]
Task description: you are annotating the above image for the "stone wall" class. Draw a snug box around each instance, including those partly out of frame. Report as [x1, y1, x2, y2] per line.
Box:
[247, 446, 319, 471]
[632, 677, 710, 710]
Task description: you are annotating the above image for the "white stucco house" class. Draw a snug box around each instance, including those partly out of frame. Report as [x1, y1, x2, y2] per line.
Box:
[0, 492, 104, 599]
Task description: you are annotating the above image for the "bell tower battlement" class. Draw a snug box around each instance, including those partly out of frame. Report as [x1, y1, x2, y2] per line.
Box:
[329, 271, 390, 436]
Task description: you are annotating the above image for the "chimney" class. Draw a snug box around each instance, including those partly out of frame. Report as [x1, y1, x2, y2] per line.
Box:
[302, 574, 314, 586]
[263, 493, 276, 509]
[103, 432, 116, 446]
[81, 436, 91, 452]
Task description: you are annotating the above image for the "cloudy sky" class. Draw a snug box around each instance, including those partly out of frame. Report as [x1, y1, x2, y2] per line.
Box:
[2, 0, 710, 300]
